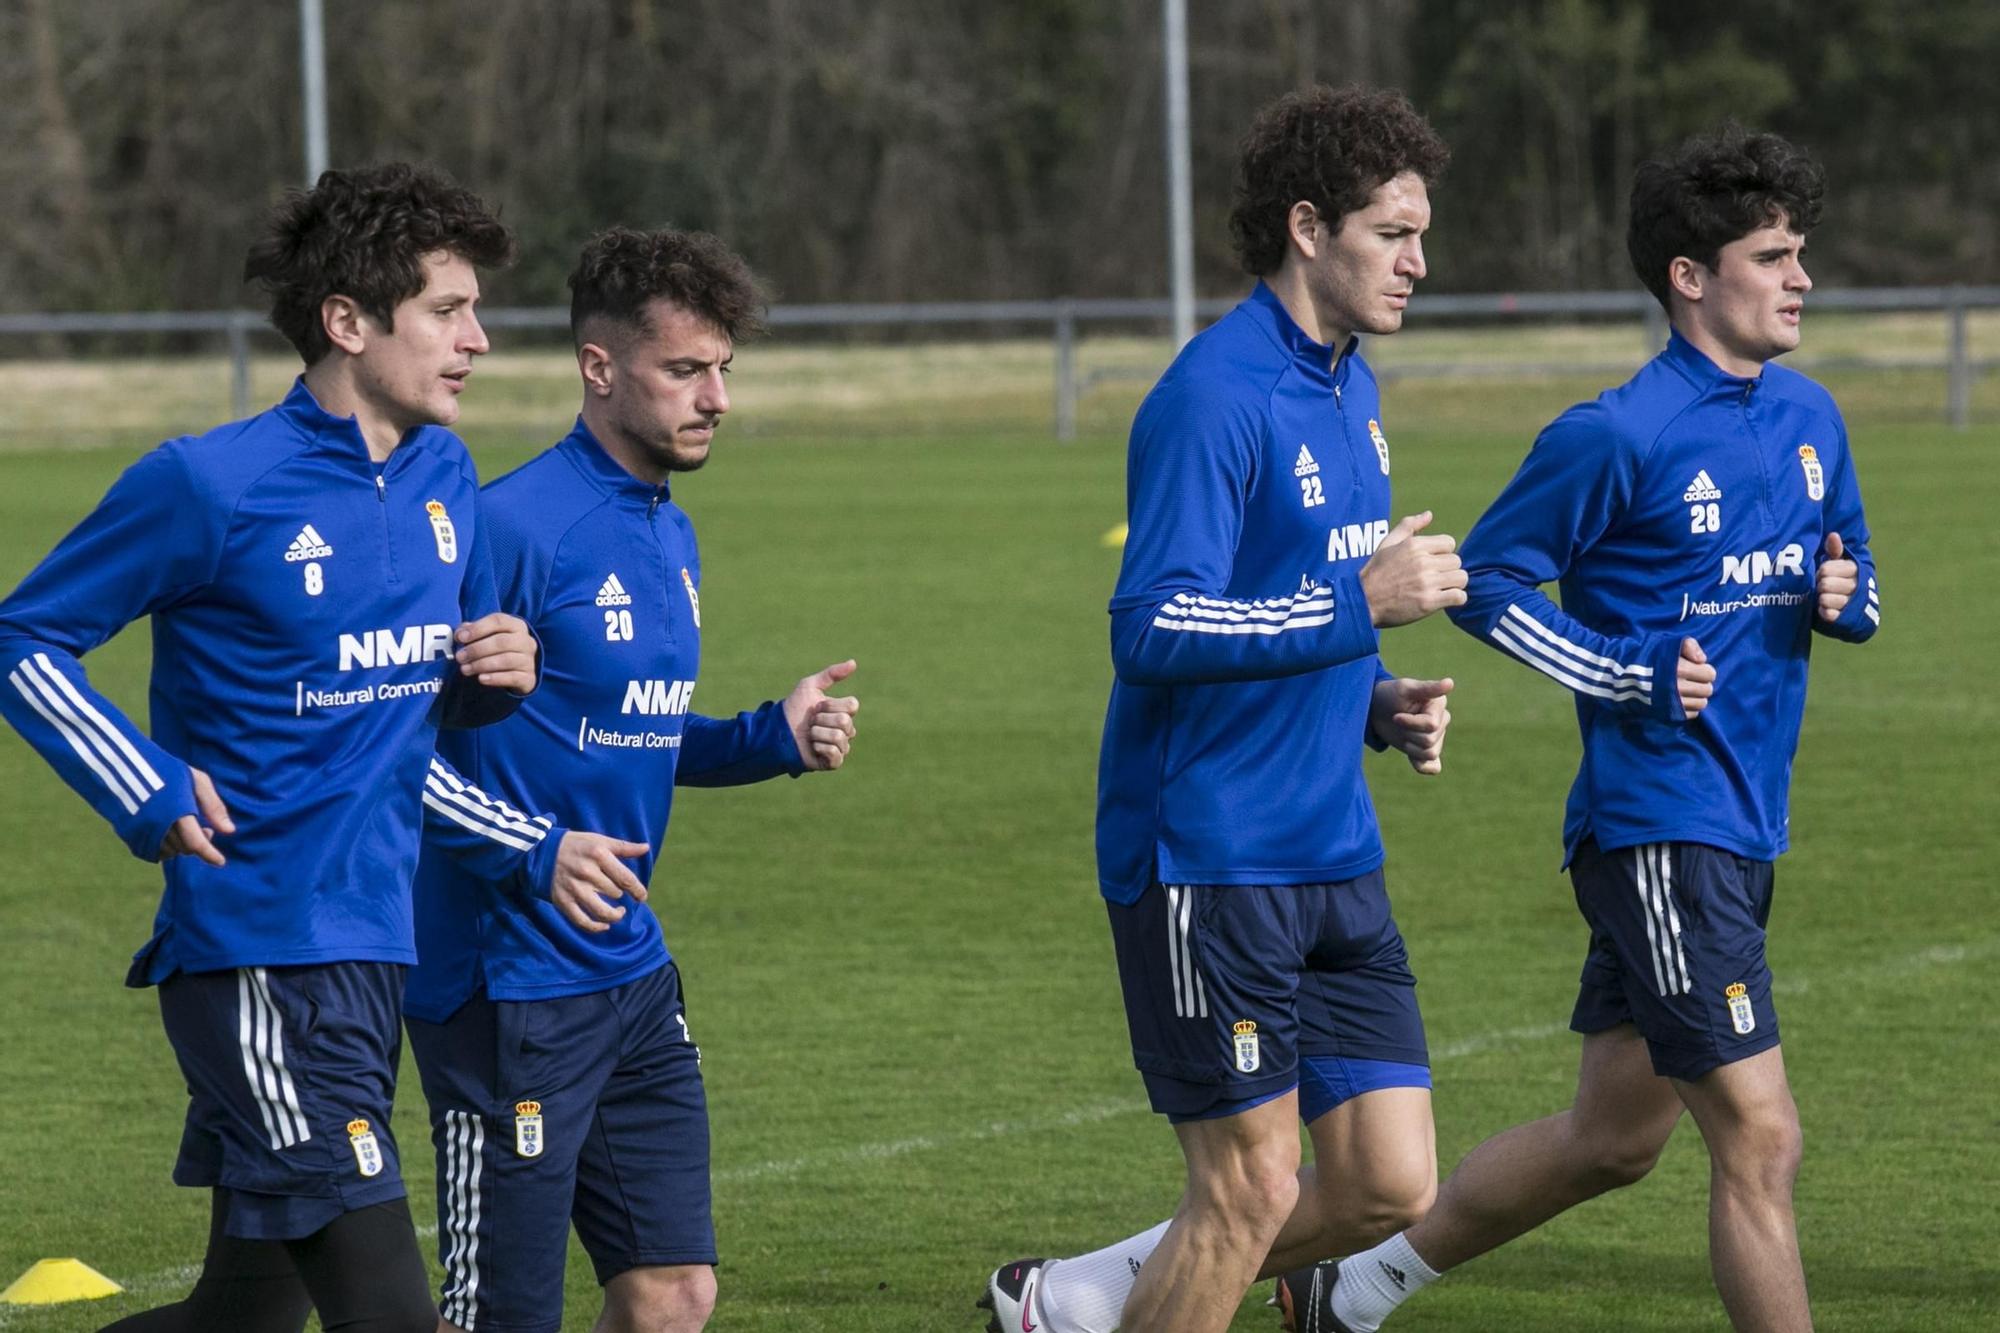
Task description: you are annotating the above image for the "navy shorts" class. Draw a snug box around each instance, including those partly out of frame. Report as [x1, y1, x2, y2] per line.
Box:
[1570, 839, 1781, 1081]
[405, 962, 712, 1333]
[1107, 872, 1430, 1122]
[159, 961, 409, 1241]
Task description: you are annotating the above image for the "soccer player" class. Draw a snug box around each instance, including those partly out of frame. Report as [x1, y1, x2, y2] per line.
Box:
[0, 164, 584, 1331]
[981, 86, 1468, 1333]
[401, 226, 861, 1333]
[1290, 128, 1876, 1333]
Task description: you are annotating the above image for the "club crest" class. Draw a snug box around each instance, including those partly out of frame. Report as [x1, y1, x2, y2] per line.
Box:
[1797, 446, 1824, 502]
[514, 1099, 544, 1158]
[1232, 1019, 1261, 1074]
[681, 568, 701, 628]
[1725, 982, 1756, 1035]
[347, 1118, 384, 1177]
[426, 499, 459, 564]
[1368, 419, 1390, 474]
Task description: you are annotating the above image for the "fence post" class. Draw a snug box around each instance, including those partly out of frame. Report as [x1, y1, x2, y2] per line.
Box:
[1643, 301, 1668, 355]
[1947, 290, 1970, 430]
[1054, 299, 1078, 442]
[228, 313, 251, 420]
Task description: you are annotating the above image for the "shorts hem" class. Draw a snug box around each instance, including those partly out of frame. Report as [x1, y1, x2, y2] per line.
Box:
[1650, 1030, 1782, 1082]
[215, 1179, 408, 1241]
[1297, 1042, 1429, 1068]
[1139, 1067, 1298, 1118]
[591, 1251, 720, 1286]
[454, 1317, 559, 1333]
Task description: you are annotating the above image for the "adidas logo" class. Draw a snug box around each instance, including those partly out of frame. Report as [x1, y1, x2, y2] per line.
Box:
[1683, 470, 1722, 502]
[1378, 1261, 1408, 1291]
[1293, 444, 1320, 478]
[284, 524, 333, 562]
[595, 574, 633, 608]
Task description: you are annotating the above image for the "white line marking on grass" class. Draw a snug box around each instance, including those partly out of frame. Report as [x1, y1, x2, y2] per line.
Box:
[717, 1096, 1149, 1184]
[9, 935, 1992, 1323]
[1432, 1021, 1572, 1059]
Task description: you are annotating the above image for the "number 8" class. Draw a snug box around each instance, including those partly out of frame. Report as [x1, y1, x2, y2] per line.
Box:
[304, 561, 324, 596]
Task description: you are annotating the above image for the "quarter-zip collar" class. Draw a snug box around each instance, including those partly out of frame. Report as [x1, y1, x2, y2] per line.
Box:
[1661, 327, 1763, 398]
[275, 375, 442, 471]
[1245, 281, 1359, 390]
[556, 416, 671, 512]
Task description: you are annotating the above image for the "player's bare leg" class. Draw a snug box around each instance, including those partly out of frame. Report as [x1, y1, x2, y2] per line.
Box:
[1262, 1086, 1436, 1275]
[594, 1264, 717, 1333]
[1121, 1092, 1302, 1333]
[1673, 1046, 1812, 1332]
[1316, 1026, 1682, 1330]
[1406, 1025, 1680, 1270]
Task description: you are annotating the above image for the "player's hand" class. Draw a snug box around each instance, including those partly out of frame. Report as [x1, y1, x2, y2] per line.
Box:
[1677, 637, 1716, 719]
[1816, 531, 1859, 621]
[1359, 512, 1468, 628]
[1369, 676, 1454, 775]
[549, 832, 650, 934]
[782, 660, 860, 771]
[455, 613, 539, 693]
[159, 767, 235, 867]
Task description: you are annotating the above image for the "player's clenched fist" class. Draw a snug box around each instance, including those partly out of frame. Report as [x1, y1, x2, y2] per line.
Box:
[1360, 511, 1468, 628]
[1677, 637, 1716, 719]
[1815, 531, 1858, 622]
[455, 612, 540, 693]
[549, 832, 650, 934]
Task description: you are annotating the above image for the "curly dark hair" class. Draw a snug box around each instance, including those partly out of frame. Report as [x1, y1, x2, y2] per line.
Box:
[568, 227, 767, 347]
[1627, 126, 1825, 308]
[1229, 85, 1449, 277]
[242, 163, 515, 365]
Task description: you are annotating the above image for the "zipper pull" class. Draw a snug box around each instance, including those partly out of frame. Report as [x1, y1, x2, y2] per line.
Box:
[375, 474, 387, 501]
[649, 489, 662, 519]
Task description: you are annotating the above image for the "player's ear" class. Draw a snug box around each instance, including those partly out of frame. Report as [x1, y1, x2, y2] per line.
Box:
[321, 294, 368, 356]
[577, 341, 616, 397]
[1287, 201, 1322, 262]
[1667, 256, 1705, 305]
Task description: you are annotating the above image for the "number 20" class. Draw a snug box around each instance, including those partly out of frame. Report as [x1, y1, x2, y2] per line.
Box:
[604, 609, 634, 641]
[1689, 502, 1719, 534]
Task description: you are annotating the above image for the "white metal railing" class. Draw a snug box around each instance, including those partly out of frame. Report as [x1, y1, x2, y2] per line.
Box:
[1, 287, 1994, 439]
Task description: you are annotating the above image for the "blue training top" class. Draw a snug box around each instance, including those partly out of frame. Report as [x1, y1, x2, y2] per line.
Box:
[403, 419, 803, 1023]
[1097, 282, 1397, 905]
[0, 379, 556, 983]
[1448, 329, 1879, 864]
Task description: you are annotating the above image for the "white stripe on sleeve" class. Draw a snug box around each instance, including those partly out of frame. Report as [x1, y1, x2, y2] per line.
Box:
[35, 652, 164, 794]
[1490, 622, 1651, 703]
[423, 790, 539, 852]
[10, 664, 142, 814]
[1151, 587, 1339, 637]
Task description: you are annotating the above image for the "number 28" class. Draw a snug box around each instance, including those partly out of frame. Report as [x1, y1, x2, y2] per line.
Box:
[1689, 502, 1720, 534]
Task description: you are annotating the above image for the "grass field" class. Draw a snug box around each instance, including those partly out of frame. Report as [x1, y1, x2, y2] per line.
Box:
[0, 343, 1995, 1331]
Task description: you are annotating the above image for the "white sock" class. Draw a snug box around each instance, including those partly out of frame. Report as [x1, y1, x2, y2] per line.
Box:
[1331, 1232, 1440, 1332]
[1037, 1220, 1171, 1333]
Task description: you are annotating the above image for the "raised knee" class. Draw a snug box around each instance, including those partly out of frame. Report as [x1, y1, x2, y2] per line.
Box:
[1579, 1133, 1669, 1191]
[617, 1265, 718, 1333]
[1718, 1112, 1803, 1194]
[1194, 1144, 1301, 1237]
[1315, 1163, 1436, 1249]
[1371, 1170, 1436, 1236]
